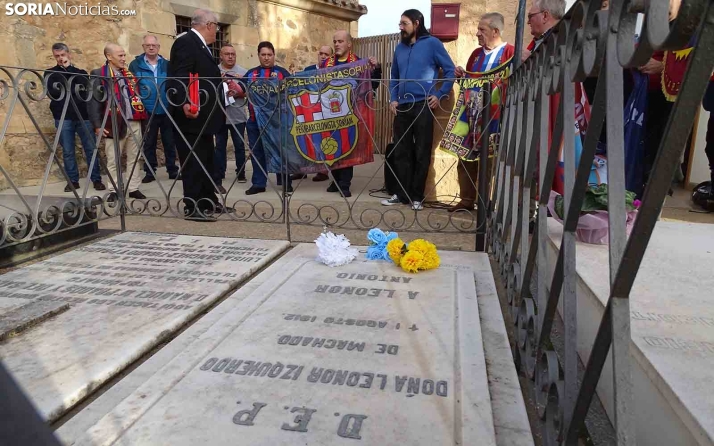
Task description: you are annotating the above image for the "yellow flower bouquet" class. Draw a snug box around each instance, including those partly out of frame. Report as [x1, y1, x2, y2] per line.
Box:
[386, 238, 440, 273]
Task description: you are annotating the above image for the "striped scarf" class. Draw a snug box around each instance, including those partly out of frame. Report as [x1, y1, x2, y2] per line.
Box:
[101, 63, 147, 121]
[324, 52, 359, 67]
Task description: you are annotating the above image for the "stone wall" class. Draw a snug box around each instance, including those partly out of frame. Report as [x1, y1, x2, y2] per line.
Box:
[426, 0, 520, 203]
[0, 0, 363, 188]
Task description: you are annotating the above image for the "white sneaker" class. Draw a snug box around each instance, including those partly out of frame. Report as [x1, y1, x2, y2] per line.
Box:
[381, 194, 401, 206]
[411, 201, 423, 211]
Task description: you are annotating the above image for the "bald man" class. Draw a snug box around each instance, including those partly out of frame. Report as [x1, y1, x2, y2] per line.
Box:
[318, 30, 381, 197]
[88, 43, 148, 201]
[305, 45, 333, 72]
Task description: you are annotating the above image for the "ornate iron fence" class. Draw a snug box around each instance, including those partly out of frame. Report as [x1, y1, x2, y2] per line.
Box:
[491, 0, 714, 443]
[353, 32, 400, 153]
[0, 65, 493, 249]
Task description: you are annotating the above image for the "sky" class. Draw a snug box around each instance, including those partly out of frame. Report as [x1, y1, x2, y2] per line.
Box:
[358, 0, 431, 37]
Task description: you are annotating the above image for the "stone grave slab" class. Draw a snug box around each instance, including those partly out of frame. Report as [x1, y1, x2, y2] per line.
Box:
[56, 244, 313, 445]
[71, 244, 501, 446]
[0, 301, 69, 341]
[0, 232, 289, 421]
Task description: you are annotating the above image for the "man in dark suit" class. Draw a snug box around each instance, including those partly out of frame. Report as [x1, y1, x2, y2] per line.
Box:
[168, 8, 228, 221]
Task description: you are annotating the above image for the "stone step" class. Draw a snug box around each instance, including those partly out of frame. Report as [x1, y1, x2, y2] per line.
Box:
[545, 218, 714, 445]
[57, 244, 532, 446]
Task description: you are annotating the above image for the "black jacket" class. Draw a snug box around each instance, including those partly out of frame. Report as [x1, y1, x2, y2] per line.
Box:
[168, 30, 223, 135]
[704, 81, 714, 112]
[87, 67, 132, 139]
[45, 65, 90, 121]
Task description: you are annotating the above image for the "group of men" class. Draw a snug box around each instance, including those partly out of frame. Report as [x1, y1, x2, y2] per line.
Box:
[46, 13, 249, 212]
[48, 9, 384, 220]
[47, 6, 542, 219]
[380, 9, 514, 212]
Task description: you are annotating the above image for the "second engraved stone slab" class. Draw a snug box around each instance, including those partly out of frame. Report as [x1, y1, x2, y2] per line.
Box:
[73, 244, 497, 446]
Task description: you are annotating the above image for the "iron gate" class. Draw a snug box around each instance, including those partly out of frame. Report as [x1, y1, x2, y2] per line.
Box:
[490, 0, 714, 443]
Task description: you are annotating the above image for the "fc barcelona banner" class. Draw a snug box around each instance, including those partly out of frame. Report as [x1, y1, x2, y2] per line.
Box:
[438, 60, 511, 161]
[251, 60, 375, 174]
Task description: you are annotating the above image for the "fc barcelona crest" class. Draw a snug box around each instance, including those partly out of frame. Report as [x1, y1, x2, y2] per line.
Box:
[288, 84, 359, 166]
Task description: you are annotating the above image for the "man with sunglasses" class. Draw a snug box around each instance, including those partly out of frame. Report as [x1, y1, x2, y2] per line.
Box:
[129, 35, 179, 184]
[521, 0, 565, 62]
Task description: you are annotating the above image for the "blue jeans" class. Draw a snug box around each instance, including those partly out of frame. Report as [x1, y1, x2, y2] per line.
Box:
[214, 122, 246, 182]
[55, 119, 101, 183]
[246, 122, 291, 189]
[142, 113, 178, 176]
[246, 122, 267, 187]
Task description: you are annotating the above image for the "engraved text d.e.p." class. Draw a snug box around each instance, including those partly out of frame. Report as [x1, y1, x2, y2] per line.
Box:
[232, 401, 368, 440]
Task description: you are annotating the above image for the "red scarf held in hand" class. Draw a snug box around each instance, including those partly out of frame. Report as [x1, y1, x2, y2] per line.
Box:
[101, 63, 148, 120]
[324, 52, 359, 67]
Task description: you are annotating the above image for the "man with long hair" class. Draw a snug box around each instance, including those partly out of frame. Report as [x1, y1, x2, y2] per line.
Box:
[382, 9, 455, 211]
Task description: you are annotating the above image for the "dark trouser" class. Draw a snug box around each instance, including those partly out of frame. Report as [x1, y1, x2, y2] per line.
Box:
[214, 122, 247, 182]
[331, 167, 353, 192]
[456, 160, 480, 206]
[142, 113, 178, 176]
[175, 132, 218, 213]
[706, 113, 714, 179]
[392, 101, 434, 202]
[642, 89, 673, 189]
[246, 121, 290, 189]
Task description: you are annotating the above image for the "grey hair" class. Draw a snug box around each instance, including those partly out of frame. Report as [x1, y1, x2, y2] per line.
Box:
[481, 12, 505, 32]
[142, 34, 159, 44]
[534, 0, 566, 19]
[51, 42, 70, 53]
[191, 9, 217, 26]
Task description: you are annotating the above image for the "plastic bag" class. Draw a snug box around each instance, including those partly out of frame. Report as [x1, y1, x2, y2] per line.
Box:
[547, 191, 637, 245]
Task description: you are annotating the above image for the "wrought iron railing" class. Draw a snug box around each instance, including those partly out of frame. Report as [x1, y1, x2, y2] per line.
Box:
[491, 0, 714, 443]
[0, 67, 493, 248]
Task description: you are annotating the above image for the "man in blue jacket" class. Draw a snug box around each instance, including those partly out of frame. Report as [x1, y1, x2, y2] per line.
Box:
[129, 35, 179, 183]
[381, 9, 455, 211]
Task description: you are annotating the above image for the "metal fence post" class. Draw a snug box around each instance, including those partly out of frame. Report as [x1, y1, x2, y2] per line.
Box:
[108, 77, 127, 233]
[476, 83, 491, 251]
[282, 78, 292, 243]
